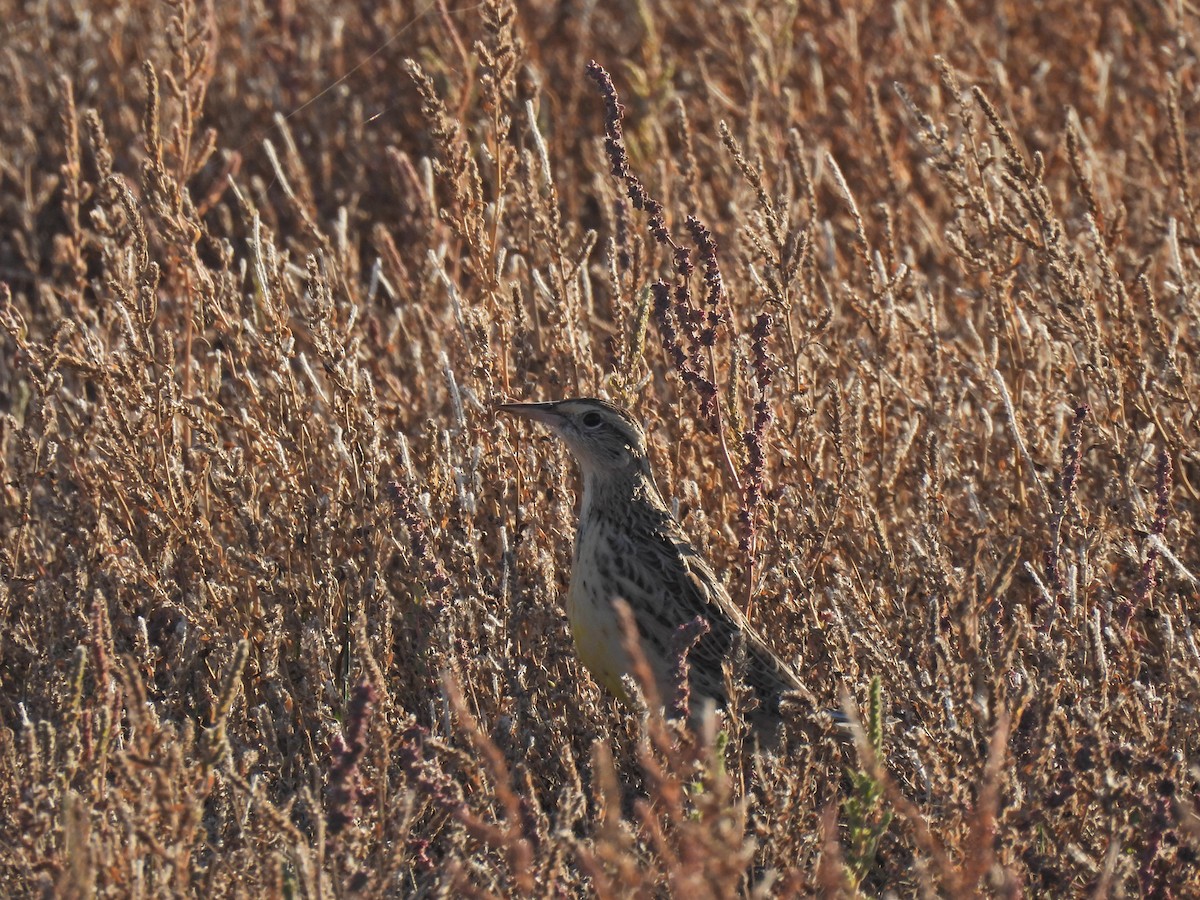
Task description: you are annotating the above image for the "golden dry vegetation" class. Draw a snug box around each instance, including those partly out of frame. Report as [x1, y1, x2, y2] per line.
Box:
[2, 0, 1199, 896]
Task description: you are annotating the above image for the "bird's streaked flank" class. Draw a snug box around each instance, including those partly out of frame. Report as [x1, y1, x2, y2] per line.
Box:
[499, 397, 828, 734]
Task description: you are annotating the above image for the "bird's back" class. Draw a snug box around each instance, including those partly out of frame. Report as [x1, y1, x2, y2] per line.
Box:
[571, 473, 815, 728]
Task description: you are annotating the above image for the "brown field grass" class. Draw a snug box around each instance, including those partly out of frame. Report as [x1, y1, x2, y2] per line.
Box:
[2, 0, 1199, 895]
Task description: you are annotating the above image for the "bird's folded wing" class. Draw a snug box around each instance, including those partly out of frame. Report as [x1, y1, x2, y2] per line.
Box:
[632, 516, 820, 710]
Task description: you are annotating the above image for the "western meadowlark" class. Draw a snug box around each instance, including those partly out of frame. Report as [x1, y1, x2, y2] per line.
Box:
[499, 397, 827, 733]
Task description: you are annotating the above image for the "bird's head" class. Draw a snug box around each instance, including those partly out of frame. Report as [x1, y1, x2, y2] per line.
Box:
[497, 398, 651, 481]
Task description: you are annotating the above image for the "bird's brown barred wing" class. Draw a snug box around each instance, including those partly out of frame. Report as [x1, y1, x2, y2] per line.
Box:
[630, 507, 819, 716]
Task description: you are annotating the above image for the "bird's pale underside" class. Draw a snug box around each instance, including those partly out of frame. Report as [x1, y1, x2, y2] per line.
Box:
[499, 397, 828, 735]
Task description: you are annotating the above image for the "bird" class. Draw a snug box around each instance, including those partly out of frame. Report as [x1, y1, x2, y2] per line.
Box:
[498, 397, 831, 735]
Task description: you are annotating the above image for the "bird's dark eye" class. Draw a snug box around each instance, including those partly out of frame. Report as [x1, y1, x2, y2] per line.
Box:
[582, 411, 604, 429]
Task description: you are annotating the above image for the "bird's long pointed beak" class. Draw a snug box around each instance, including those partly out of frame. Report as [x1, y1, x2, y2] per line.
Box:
[496, 401, 564, 427]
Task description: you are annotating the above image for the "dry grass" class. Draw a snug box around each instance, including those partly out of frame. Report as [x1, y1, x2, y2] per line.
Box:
[2, 0, 1199, 895]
